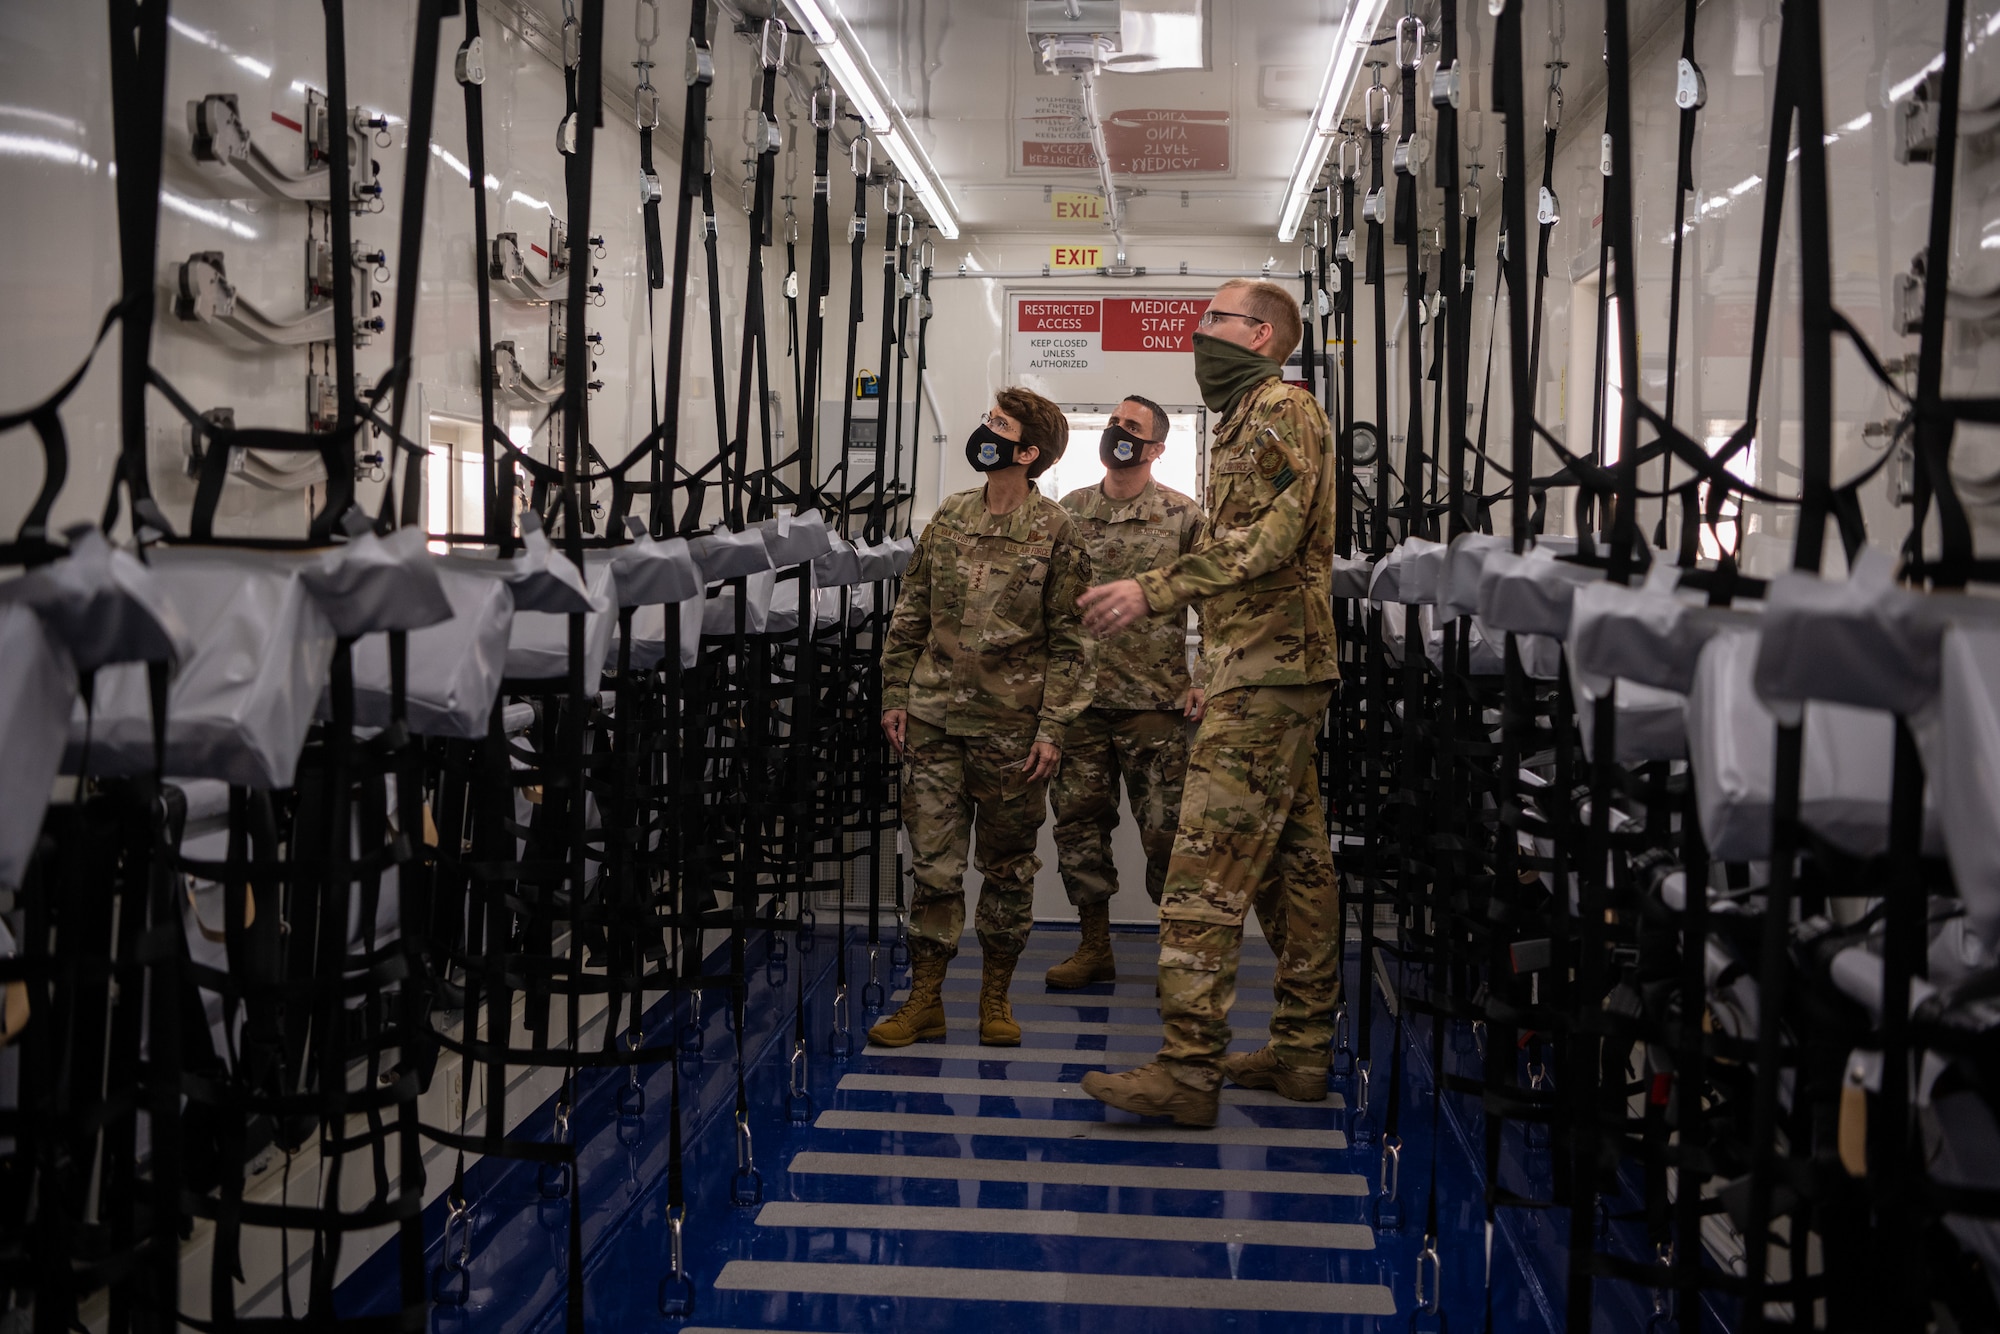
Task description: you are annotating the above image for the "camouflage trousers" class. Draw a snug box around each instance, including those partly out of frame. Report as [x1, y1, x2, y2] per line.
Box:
[1154, 683, 1341, 1091]
[901, 717, 1045, 962]
[1050, 707, 1189, 908]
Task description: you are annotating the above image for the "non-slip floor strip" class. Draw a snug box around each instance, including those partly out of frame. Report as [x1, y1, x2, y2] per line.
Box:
[914, 988, 1279, 1013]
[815, 1108, 1347, 1149]
[788, 1150, 1370, 1196]
[859, 1039, 1260, 1062]
[836, 1072, 1346, 1108]
[753, 1199, 1376, 1250]
[713, 1260, 1396, 1315]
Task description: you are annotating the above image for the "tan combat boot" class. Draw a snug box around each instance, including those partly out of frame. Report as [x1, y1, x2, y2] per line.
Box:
[1044, 902, 1116, 989]
[1221, 1045, 1329, 1102]
[978, 950, 1023, 1046]
[866, 950, 948, 1047]
[1079, 1062, 1219, 1128]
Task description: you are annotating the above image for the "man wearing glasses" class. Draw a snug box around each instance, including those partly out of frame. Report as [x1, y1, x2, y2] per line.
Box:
[1043, 395, 1207, 989]
[1077, 280, 1341, 1127]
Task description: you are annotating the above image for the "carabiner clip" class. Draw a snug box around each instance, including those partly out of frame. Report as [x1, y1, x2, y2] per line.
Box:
[1379, 1134, 1403, 1202]
[851, 135, 873, 180]
[618, 1031, 646, 1118]
[861, 945, 885, 1012]
[1365, 81, 1393, 135]
[1396, 14, 1425, 71]
[538, 1102, 573, 1198]
[788, 1038, 814, 1123]
[830, 982, 854, 1057]
[680, 992, 705, 1058]
[657, 1205, 695, 1318]
[890, 912, 911, 967]
[883, 179, 905, 216]
[730, 1114, 764, 1206]
[919, 239, 936, 271]
[759, 18, 789, 73]
[898, 212, 915, 247]
[811, 85, 838, 130]
[1416, 1238, 1442, 1313]
[797, 904, 816, 953]
[432, 1193, 474, 1305]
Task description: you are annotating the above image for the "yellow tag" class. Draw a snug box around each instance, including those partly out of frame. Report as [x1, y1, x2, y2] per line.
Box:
[1050, 244, 1104, 271]
[187, 884, 256, 944]
[1838, 1082, 1868, 1177]
[0, 980, 29, 1047]
[1050, 191, 1103, 223]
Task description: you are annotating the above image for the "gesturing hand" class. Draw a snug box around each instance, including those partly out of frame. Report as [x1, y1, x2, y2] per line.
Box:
[1078, 579, 1150, 637]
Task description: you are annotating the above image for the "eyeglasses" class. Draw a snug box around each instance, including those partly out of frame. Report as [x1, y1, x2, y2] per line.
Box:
[1198, 308, 1268, 330]
[982, 410, 1021, 438]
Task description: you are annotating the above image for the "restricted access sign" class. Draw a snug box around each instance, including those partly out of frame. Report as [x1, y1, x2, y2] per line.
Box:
[1011, 296, 1210, 377]
[1014, 299, 1102, 374]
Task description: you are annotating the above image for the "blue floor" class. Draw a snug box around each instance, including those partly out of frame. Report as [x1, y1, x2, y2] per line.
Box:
[341, 922, 1727, 1333]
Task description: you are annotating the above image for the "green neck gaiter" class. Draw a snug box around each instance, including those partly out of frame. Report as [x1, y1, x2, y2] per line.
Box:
[1192, 331, 1281, 417]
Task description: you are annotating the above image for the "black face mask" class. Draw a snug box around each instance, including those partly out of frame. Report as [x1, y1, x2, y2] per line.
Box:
[965, 423, 1020, 473]
[1099, 422, 1156, 470]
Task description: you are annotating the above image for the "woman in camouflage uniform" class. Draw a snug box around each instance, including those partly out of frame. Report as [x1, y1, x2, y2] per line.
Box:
[873, 387, 1096, 1047]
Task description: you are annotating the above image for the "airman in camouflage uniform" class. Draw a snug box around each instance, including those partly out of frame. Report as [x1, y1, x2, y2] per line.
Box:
[1080, 280, 1341, 1125]
[1043, 405, 1206, 987]
[876, 388, 1094, 1048]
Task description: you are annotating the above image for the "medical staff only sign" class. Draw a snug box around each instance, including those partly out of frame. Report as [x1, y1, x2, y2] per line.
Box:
[1011, 295, 1210, 376]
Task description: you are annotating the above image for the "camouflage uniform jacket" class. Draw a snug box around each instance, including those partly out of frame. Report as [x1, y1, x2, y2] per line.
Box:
[880, 487, 1096, 747]
[1059, 478, 1206, 711]
[1133, 376, 1339, 697]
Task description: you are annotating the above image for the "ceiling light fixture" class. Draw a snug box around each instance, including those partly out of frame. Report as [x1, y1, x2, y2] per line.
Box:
[785, 0, 959, 239]
[1277, 0, 1391, 243]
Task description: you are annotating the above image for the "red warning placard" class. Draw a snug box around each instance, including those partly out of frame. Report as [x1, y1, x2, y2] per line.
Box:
[1102, 297, 1209, 352]
[1016, 299, 1102, 333]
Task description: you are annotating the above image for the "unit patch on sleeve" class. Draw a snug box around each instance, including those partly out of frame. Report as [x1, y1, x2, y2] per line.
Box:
[1252, 427, 1298, 493]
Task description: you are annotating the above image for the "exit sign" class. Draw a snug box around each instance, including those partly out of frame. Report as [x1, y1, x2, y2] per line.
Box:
[1050, 244, 1104, 270]
[1051, 191, 1103, 223]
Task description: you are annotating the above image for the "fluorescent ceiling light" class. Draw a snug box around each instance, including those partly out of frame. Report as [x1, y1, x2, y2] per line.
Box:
[785, 0, 958, 239]
[1277, 0, 1391, 243]
[818, 40, 890, 131]
[783, 0, 840, 44]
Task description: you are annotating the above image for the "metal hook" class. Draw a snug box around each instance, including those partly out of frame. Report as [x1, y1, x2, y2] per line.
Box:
[730, 1113, 764, 1205]
[760, 18, 789, 73]
[788, 1038, 814, 1122]
[1396, 14, 1425, 71]
[861, 945, 885, 1012]
[657, 1205, 694, 1317]
[830, 982, 854, 1057]
[1365, 82, 1393, 135]
[1380, 1134, 1402, 1202]
[1416, 1239, 1442, 1313]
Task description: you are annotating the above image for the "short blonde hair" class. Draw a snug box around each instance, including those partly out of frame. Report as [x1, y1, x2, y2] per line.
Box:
[1216, 278, 1303, 363]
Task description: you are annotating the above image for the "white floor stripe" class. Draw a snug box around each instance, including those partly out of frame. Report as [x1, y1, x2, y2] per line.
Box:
[789, 1150, 1370, 1196]
[754, 1199, 1375, 1250]
[836, 1072, 1345, 1109]
[860, 1039, 1261, 1062]
[715, 1260, 1395, 1315]
[816, 1108, 1346, 1149]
